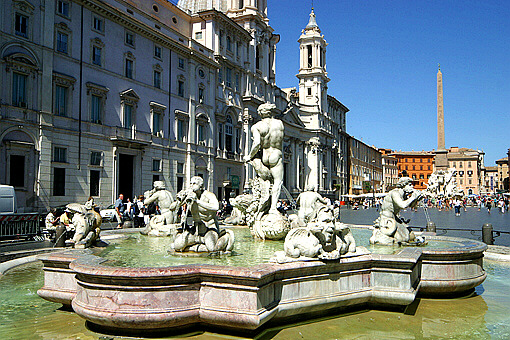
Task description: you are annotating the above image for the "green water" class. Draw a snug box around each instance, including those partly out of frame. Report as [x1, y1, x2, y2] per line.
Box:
[1, 260, 509, 339]
[98, 227, 467, 268]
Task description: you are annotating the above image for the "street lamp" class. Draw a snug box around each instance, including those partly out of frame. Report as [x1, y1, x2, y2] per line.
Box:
[372, 158, 376, 208]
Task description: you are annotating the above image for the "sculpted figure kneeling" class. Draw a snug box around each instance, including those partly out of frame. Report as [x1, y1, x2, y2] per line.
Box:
[64, 202, 101, 248]
[171, 176, 234, 253]
[370, 177, 424, 246]
[141, 181, 179, 236]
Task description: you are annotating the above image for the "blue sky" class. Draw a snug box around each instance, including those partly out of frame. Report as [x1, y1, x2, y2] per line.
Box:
[268, 0, 510, 166]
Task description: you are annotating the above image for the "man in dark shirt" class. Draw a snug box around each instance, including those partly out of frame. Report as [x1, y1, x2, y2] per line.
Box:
[115, 194, 125, 229]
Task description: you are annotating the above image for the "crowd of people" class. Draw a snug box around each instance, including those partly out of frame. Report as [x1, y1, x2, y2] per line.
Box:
[113, 193, 156, 229]
[346, 195, 510, 216]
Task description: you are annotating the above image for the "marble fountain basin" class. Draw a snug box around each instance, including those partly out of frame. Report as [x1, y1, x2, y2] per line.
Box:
[37, 229, 487, 333]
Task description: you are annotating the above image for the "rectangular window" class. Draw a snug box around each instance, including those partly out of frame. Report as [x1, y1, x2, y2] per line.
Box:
[15, 13, 28, 38]
[177, 176, 184, 192]
[236, 41, 240, 57]
[154, 45, 162, 58]
[152, 112, 161, 135]
[93, 17, 103, 32]
[307, 88, 312, 96]
[57, 0, 70, 17]
[177, 162, 184, 174]
[55, 85, 67, 116]
[153, 70, 161, 89]
[178, 80, 184, 97]
[178, 58, 185, 69]
[218, 123, 224, 150]
[92, 46, 101, 66]
[198, 87, 204, 102]
[9, 155, 25, 187]
[90, 170, 100, 196]
[235, 73, 239, 90]
[152, 159, 161, 172]
[12, 72, 27, 107]
[123, 104, 132, 128]
[227, 36, 232, 51]
[218, 68, 223, 83]
[125, 32, 135, 46]
[90, 94, 101, 124]
[235, 128, 240, 153]
[53, 147, 67, 163]
[195, 31, 202, 40]
[226, 68, 232, 87]
[53, 167, 66, 196]
[56, 32, 68, 53]
[177, 120, 186, 141]
[198, 124, 205, 142]
[90, 151, 102, 166]
[125, 59, 133, 78]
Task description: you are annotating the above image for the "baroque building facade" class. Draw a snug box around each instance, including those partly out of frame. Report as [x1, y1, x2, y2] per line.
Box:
[391, 151, 434, 190]
[347, 136, 382, 196]
[1, 0, 349, 211]
[446, 147, 485, 196]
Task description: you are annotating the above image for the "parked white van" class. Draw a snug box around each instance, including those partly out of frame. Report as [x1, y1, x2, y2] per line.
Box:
[0, 185, 17, 214]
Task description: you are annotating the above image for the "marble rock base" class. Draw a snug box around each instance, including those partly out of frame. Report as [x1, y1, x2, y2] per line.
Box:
[37, 235, 487, 334]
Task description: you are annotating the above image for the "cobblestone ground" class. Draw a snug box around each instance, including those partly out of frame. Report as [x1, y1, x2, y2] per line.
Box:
[338, 206, 510, 246]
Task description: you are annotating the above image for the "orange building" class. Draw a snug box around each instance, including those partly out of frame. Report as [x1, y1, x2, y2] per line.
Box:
[389, 151, 435, 189]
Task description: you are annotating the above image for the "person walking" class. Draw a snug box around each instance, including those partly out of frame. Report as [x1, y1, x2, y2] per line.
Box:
[453, 198, 462, 216]
[115, 194, 125, 229]
[486, 198, 492, 214]
[133, 195, 145, 228]
[126, 198, 133, 220]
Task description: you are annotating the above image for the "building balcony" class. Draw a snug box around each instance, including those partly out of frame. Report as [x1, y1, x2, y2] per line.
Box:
[109, 126, 152, 148]
[0, 104, 39, 124]
[216, 149, 242, 162]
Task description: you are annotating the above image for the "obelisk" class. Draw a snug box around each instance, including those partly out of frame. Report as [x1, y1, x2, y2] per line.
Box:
[435, 64, 448, 170]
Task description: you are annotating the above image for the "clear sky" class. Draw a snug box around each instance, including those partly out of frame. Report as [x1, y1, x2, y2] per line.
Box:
[267, 0, 510, 166]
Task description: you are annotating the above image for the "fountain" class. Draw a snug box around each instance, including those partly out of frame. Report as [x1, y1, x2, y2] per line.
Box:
[35, 103, 487, 335]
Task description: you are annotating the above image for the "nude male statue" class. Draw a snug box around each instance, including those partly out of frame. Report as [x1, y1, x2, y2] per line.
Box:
[371, 177, 423, 245]
[173, 176, 233, 252]
[244, 103, 285, 214]
[380, 177, 422, 221]
[144, 181, 178, 225]
[296, 188, 328, 223]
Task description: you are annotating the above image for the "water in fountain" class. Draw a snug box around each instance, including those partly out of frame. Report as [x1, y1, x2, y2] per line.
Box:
[1, 259, 509, 338]
[97, 227, 466, 268]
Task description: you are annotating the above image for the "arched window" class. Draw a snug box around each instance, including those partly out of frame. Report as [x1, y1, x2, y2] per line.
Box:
[225, 115, 233, 152]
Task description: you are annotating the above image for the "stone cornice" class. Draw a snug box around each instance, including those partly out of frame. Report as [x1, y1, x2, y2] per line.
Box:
[78, 0, 218, 69]
[197, 9, 253, 42]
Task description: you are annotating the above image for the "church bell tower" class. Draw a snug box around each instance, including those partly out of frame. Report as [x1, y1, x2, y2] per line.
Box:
[297, 8, 330, 111]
